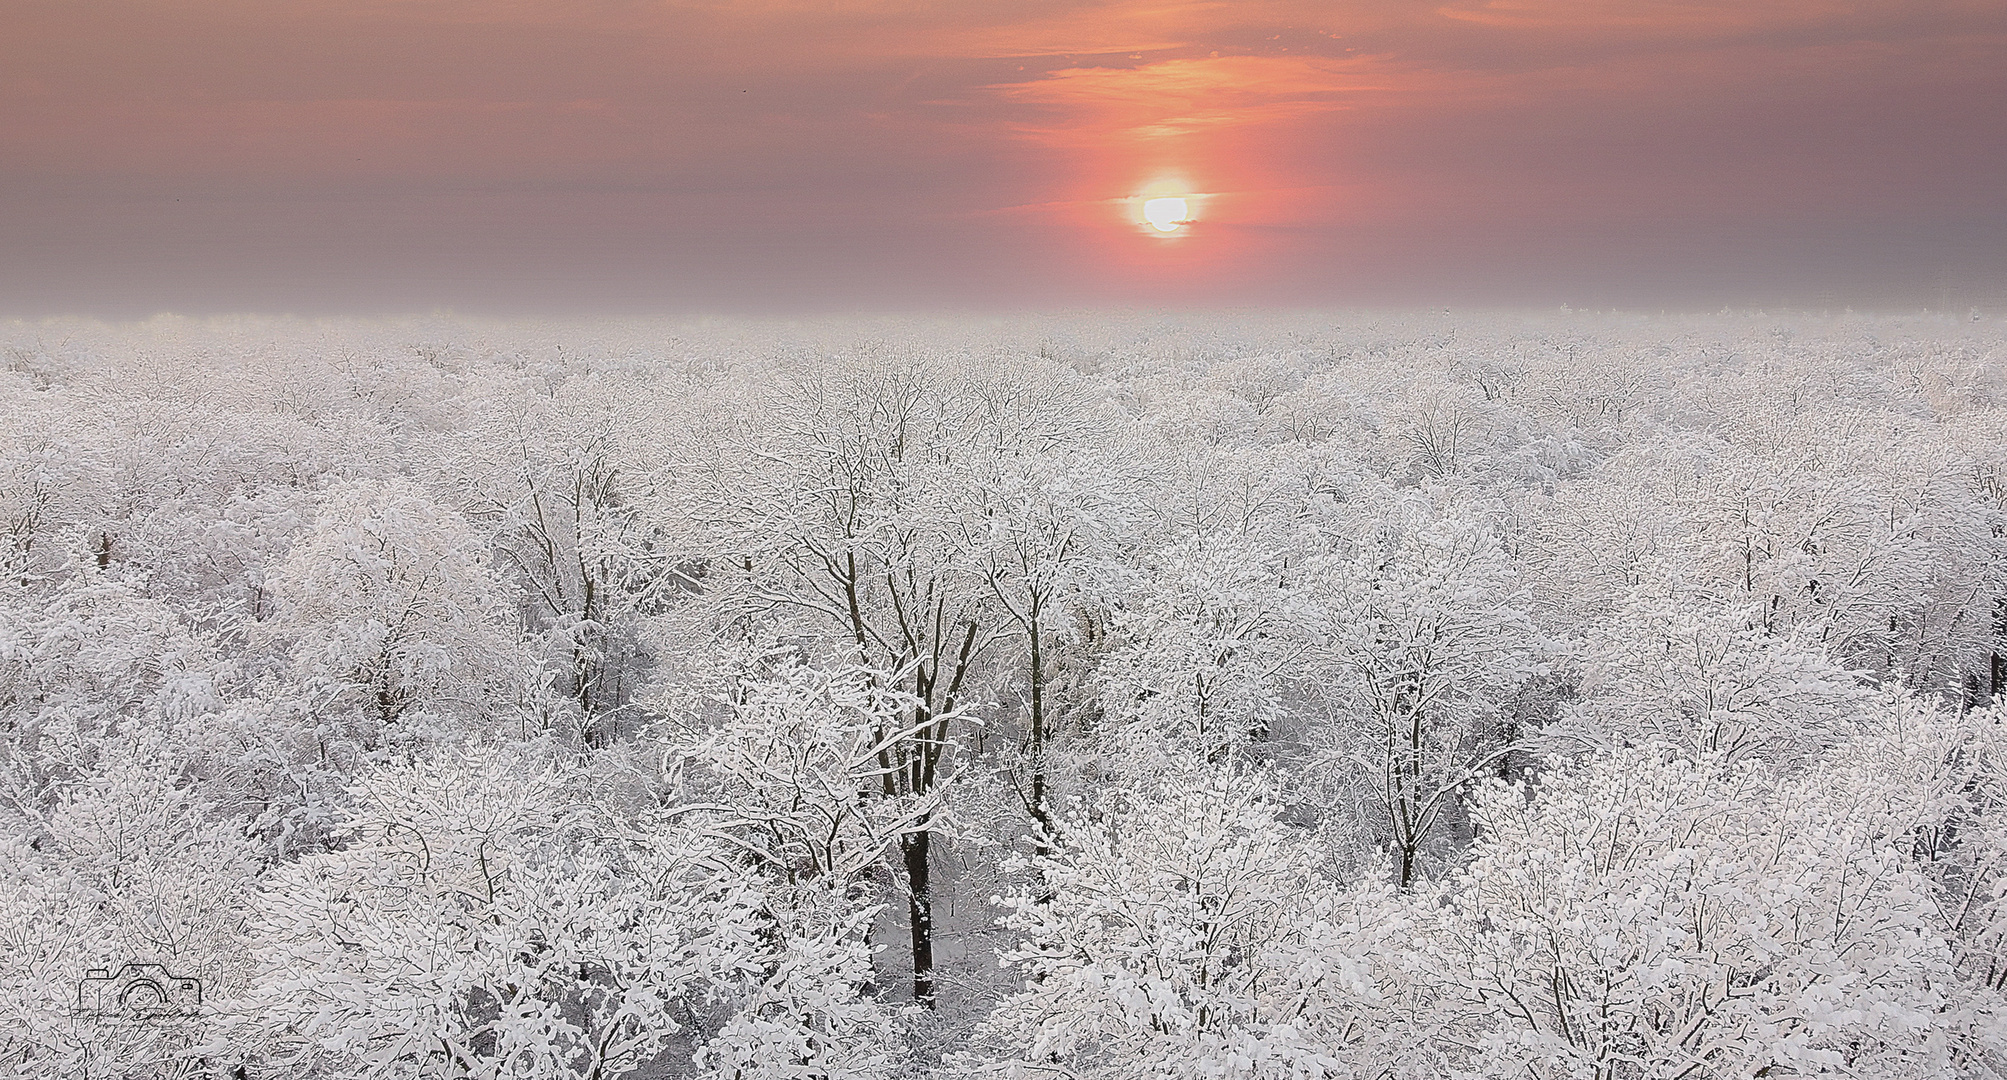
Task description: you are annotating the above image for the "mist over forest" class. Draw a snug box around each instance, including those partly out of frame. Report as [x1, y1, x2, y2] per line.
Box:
[7, 308, 2007, 1078]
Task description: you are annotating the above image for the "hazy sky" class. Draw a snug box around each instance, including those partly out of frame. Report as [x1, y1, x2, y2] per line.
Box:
[5, 0, 2004, 315]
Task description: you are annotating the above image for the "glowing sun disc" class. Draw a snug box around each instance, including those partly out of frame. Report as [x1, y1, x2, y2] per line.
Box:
[1143, 197, 1188, 233]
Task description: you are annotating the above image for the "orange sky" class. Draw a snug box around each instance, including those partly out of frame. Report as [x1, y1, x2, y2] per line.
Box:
[3, 0, 2003, 313]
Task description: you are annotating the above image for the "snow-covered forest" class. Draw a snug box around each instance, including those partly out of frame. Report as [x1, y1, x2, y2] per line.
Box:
[8, 309, 2007, 1079]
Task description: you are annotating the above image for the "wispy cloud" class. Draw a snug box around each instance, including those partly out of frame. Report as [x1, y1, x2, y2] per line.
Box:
[988, 54, 1386, 146]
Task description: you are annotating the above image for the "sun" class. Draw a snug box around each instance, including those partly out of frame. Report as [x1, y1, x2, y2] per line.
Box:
[1143, 197, 1189, 233]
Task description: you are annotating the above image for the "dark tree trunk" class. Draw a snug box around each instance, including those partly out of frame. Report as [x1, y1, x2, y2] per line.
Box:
[1027, 599, 1053, 856]
[902, 827, 935, 1008]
